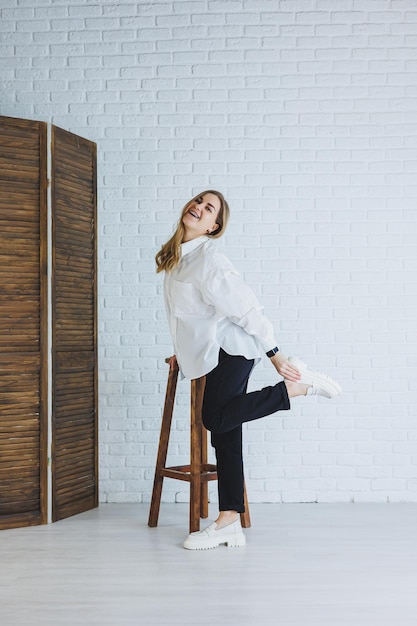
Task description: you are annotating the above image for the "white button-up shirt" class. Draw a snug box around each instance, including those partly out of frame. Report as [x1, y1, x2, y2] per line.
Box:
[163, 236, 277, 380]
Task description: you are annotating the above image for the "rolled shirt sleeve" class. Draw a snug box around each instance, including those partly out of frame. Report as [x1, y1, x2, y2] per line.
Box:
[200, 262, 277, 354]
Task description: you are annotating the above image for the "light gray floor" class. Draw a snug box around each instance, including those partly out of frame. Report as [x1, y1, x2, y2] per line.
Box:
[1, 503, 417, 625]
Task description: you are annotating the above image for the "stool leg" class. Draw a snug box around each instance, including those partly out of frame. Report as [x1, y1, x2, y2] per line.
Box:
[200, 424, 209, 520]
[196, 377, 208, 520]
[241, 481, 251, 528]
[148, 366, 178, 528]
[189, 376, 205, 533]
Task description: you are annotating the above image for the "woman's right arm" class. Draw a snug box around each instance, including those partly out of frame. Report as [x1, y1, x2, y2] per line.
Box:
[200, 257, 301, 381]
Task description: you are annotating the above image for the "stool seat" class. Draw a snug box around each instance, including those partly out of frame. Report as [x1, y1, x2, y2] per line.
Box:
[148, 357, 251, 533]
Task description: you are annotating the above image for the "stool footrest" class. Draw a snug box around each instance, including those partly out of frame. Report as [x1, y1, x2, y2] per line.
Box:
[161, 464, 218, 482]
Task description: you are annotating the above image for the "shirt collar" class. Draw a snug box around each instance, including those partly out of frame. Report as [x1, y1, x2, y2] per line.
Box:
[181, 236, 209, 258]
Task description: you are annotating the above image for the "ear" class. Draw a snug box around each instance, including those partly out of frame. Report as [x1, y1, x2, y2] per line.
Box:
[210, 223, 220, 235]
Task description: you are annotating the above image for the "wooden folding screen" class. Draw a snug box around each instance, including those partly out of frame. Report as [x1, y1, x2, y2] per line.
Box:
[0, 118, 48, 530]
[51, 126, 98, 522]
[0, 116, 97, 530]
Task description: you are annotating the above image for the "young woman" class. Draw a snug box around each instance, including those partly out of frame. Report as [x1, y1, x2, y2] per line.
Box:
[156, 190, 341, 550]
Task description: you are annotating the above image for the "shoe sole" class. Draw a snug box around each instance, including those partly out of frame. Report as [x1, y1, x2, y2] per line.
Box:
[183, 535, 246, 550]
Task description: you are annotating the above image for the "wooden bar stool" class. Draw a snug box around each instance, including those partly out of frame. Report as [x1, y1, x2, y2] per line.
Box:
[148, 357, 251, 533]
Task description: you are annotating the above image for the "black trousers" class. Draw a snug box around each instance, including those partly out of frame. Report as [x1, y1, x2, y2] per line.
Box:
[202, 348, 291, 513]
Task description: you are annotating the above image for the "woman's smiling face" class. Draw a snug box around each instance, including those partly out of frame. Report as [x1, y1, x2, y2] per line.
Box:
[182, 192, 221, 242]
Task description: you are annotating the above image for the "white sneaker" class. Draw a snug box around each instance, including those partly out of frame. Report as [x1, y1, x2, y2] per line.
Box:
[183, 518, 246, 550]
[288, 356, 342, 399]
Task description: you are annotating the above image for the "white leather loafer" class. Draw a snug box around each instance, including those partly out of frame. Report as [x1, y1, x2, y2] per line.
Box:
[288, 356, 342, 399]
[183, 518, 246, 551]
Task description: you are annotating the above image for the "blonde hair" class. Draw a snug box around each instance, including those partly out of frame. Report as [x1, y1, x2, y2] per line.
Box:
[155, 190, 229, 273]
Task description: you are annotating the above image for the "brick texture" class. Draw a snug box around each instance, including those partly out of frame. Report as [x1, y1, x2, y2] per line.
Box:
[2, 0, 417, 504]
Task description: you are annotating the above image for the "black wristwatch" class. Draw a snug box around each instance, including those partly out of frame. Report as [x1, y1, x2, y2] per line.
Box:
[266, 346, 279, 358]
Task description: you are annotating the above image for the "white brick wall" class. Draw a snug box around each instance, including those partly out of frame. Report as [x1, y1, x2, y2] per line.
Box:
[2, 0, 417, 504]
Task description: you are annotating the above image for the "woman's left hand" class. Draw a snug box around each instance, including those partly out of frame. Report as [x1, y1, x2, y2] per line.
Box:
[167, 355, 178, 371]
[269, 352, 301, 382]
